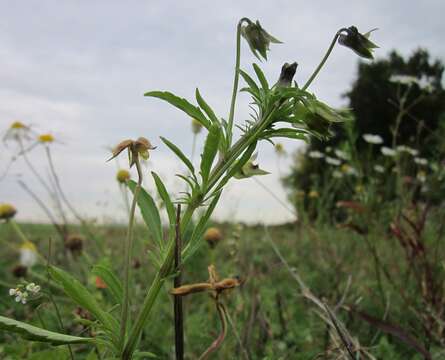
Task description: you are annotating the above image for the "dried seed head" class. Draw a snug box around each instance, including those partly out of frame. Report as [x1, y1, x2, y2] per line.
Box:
[0, 203, 17, 221]
[38, 133, 55, 143]
[204, 227, 223, 248]
[11, 265, 28, 278]
[64, 234, 84, 254]
[108, 137, 156, 167]
[116, 169, 131, 184]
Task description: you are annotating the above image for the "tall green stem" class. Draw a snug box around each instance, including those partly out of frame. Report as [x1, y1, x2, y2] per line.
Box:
[122, 203, 197, 359]
[119, 159, 143, 350]
[227, 18, 249, 147]
[302, 29, 346, 91]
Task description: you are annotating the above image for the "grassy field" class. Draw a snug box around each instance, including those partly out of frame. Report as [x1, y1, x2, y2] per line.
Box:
[1, 215, 443, 359]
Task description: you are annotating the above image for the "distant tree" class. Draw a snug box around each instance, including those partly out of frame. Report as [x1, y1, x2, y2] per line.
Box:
[284, 49, 445, 209]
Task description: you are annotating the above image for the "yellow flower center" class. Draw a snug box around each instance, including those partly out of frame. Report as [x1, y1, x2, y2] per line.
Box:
[10, 121, 26, 129]
[38, 134, 55, 143]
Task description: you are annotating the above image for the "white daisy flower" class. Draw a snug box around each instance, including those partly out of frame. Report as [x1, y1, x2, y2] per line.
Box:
[397, 145, 418, 156]
[363, 134, 383, 144]
[333, 170, 343, 179]
[414, 157, 428, 165]
[389, 75, 418, 86]
[374, 165, 385, 173]
[325, 156, 341, 166]
[335, 149, 349, 160]
[381, 146, 396, 157]
[308, 150, 324, 159]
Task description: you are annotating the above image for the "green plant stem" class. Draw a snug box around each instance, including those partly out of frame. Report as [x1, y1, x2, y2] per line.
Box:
[227, 18, 249, 147]
[173, 205, 184, 360]
[9, 220, 29, 244]
[124, 53, 277, 360]
[120, 158, 143, 351]
[302, 29, 345, 91]
[122, 204, 196, 360]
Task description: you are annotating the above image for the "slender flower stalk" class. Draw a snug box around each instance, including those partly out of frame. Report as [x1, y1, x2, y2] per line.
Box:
[227, 18, 249, 147]
[120, 158, 143, 350]
[302, 29, 346, 91]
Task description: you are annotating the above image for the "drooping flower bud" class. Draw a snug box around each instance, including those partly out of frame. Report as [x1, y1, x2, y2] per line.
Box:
[241, 19, 282, 61]
[0, 203, 17, 220]
[116, 169, 131, 184]
[338, 26, 379, 59]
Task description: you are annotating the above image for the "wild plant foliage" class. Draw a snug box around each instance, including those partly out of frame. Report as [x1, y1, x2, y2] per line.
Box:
[0, 17, 378, 359]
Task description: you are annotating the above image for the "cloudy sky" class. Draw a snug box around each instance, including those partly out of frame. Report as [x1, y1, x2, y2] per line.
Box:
[1, 0, 444, 224]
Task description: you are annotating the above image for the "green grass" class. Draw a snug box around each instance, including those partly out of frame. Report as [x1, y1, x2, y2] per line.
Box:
[1, 217, 443, 359]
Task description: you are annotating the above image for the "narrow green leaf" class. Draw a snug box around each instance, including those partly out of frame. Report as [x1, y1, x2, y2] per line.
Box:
[160, 137, 195, 176]
[128, 180, 163, 248]
[151, 172, 176, 225]
[49, 266, 117, 332]
[0, 315, 95, 346]
[200, 123, 221, 186]
[91, 261, 123, 305]
[144, 91, 211, 129]
[195, 88, 219, 124]
[253, 63, 269, 90]
[239, 70, 260, 98]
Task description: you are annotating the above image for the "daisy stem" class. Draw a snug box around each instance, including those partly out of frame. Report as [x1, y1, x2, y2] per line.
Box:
[120, 157, 143, 350]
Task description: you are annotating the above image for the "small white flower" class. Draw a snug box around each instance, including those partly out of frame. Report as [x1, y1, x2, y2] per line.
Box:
[333, 170, 343, 179]
[26, 283, 41, 294]
[414, 157, 428, 166]
[417, 172, 427, 183]
[9, 288, 18, 296]
[417, 76, 434, 93]
[374, 164, 385, 173]
[381, 146, 396, 157]
[12, 290, 28, 304]
[389, 75, 418, 86]
[335, 149, 349, 160]
[308, 150, 324, 159]
[397, 145, 418, 156]
[363, 134, 383, 144]
[325, 156, 341, 166]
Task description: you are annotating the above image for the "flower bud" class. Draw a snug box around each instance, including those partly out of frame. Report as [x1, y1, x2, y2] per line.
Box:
[0, 203, 17, 220]
[191, 118, 203, 134]
[338, 26, 379, 59]
[276, 62, 298, 87]
[241, 19, 282, 61]
[65, 234, 84, 254]
[116, 169, 131, 184]
[204, 227, 223, 248]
